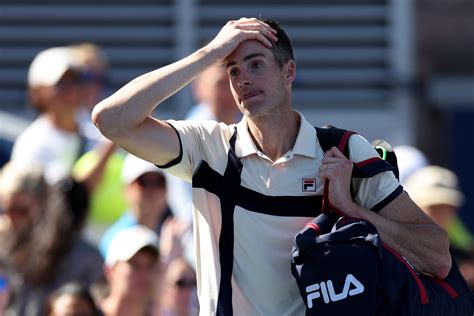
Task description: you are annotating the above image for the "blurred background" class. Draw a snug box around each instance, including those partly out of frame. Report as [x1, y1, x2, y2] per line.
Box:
[0, 0, 473, 228]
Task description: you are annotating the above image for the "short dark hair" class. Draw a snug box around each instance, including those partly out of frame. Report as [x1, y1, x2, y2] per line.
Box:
[261, 19, 294, 68]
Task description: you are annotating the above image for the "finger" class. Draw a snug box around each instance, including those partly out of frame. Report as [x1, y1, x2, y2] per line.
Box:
[264, 23, 278, 34]
[322, 147, 348, 162]
[329, 146, 346, 158]
[253, 26, 277, 42]
[318, 162, 330, 177]
[321, 157, 345, 166]
[257, 33, 274, 48]
[263, 27, 278, 42]
[237, 25, 277, 43]
[243, 30, 273, 48]
[235, 20, 278, 42]
[319, 168, 328, 181]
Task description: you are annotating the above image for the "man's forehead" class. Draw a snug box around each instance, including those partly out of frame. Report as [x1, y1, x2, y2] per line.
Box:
[225, 41, 270, 67]
[226, 53, 266, 69]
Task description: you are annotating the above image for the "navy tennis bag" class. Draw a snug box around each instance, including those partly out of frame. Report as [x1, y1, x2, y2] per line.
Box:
[291, 213, 474, 315]
[291, 125, 474, 315]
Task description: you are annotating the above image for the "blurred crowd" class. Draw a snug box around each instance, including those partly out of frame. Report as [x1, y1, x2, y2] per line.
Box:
[0, 43, 236, 316]
[0, 43, 473, 316]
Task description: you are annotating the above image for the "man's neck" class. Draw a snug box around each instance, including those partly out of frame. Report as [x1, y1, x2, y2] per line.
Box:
[247, 110, 300, 162]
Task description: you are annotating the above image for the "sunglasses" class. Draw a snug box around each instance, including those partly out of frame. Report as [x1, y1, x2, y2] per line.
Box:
[80, 71, 109, 86]
[55, 78, 80, 91]
[175, 278, 197, 289]
[136, 175, 165, 189]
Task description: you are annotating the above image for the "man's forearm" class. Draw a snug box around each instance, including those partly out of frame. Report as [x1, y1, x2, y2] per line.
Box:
[92, 47, 217, 139]
[347, 202, 451, 278]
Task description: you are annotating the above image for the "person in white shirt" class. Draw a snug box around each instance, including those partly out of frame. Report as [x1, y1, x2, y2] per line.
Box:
[92, 18, 451, 315]
[12, 46, 115, 209]
[11, 47, 84, 185]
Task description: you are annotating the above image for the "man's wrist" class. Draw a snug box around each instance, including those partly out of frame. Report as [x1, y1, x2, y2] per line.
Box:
[339, 199, 364, 218]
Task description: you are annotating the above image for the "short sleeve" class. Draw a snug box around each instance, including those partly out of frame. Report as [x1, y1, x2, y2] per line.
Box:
[159, 119, 233, 183]
[348, 134, 402, 211]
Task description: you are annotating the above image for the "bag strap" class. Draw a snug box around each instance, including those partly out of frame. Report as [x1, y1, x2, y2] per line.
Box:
[315, 126, 356, 215]
[315, 125, 354, 155]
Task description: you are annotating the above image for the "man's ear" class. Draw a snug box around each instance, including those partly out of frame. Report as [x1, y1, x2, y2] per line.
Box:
[284, 60, 296, 84]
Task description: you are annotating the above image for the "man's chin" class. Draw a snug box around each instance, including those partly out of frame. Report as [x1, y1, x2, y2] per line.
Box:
[242, 104, 275, 120]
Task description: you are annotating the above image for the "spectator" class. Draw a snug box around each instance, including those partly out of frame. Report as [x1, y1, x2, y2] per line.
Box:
[189, 63, 241, 125]
[394, 145, 429, 186]
[0, 162, 103, 316]
[158, 257, 198, 316]
[44, 282, 101, 316]
[10, 46, 112, 206]
[100, 225, 160, 316]
[405, 165, 474, 288]
[11, 47, 84, 185]
[70, 42, 111, 150]
[99, 153, 172, 257]
[405, 165, 470, 255]
[73, 145, 127, 245]
[70, 42, 109, 118]
[395, 145, 474, 263]
[67, 42, 127, 244]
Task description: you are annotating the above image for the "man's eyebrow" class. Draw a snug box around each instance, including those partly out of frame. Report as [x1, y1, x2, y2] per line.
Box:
[226, 53, 265, 68]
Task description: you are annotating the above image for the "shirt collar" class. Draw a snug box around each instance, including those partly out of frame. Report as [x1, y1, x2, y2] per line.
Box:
[234, 111, 317, 159]
[292, 111, 318, 158]
[235, 116, 259, 158]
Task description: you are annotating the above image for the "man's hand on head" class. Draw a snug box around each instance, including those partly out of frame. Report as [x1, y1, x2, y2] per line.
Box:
[205, 17, 278, 63]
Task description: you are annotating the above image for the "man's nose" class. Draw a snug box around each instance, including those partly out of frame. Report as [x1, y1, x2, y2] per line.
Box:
[237, 71, 252, 88]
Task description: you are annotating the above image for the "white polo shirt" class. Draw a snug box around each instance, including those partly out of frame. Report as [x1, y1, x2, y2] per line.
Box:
[162, 112, 401, 316]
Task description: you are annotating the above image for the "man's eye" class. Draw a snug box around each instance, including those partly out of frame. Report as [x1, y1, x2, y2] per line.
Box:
[229, 69, 238, 77]
[252, 62, 262, 69]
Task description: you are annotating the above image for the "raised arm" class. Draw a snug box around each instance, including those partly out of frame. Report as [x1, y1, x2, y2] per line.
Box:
[92, 18, 277, 165]
[320, 146, 452, 279]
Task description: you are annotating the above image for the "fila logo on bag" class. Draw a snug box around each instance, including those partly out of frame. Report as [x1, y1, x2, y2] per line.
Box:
[302, 179, 316, 192]
[305, 274, 365, 308]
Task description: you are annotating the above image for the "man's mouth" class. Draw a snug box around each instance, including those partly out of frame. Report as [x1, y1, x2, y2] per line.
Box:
[240, 91, 261, 102]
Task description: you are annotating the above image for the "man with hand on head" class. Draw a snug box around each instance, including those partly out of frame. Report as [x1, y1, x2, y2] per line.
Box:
[93, 18, 451, 315]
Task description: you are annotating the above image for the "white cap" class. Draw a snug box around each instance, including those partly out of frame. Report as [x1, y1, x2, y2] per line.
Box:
[121, 153, 164, 185]
[394, 145, 429, 185]
[28, 47, 77, 87]
[105, 225, 159, 267]
[405, 165, 465, 208]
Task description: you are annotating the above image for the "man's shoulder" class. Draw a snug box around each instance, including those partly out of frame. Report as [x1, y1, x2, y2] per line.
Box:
[347, 134, 379, 161]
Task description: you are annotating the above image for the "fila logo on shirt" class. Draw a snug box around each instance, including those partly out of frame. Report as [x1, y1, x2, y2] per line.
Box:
[305, 273, 365, 308]
[302, 179, 316, 192]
